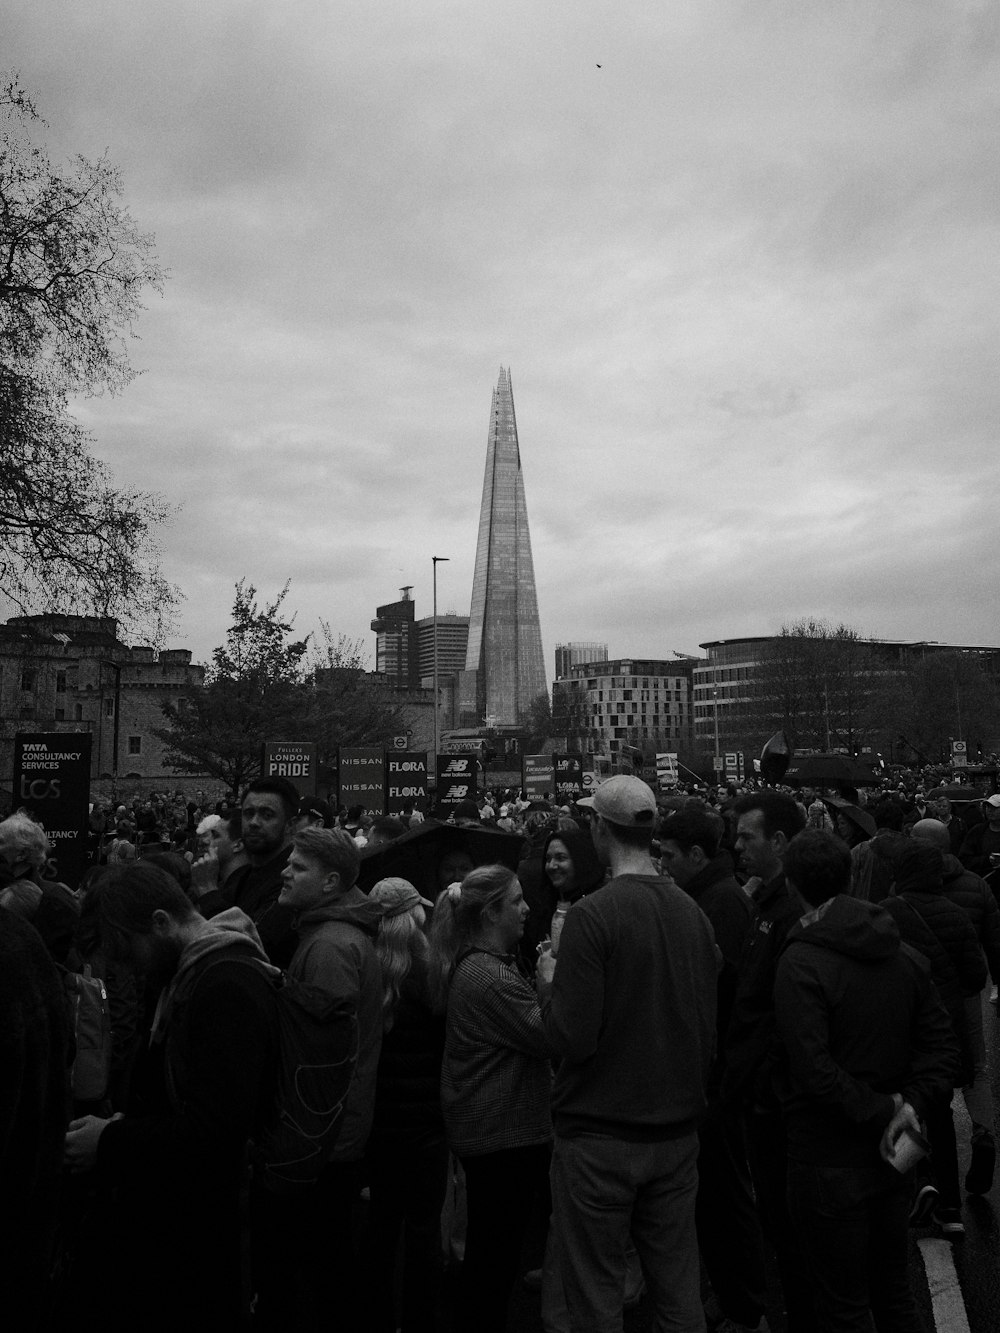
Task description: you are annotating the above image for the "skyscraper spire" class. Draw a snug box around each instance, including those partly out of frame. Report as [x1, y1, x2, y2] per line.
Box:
[460, 368, 546, 728]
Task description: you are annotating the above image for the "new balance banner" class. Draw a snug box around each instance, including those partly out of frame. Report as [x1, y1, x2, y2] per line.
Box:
[436, 754, 477, 809]
[553, 753, 584, 799]
[338, 747, 386, 812]
[13, 732, 92, 887]
[522, 754, 554, 802]
[386, 752, 428, 813]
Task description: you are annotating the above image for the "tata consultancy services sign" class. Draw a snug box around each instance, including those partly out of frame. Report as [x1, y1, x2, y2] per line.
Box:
[13, 732, 92, 887]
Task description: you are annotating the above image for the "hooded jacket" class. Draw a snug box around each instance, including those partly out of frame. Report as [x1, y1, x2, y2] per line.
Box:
[94, 909, 280, 1326]
[775, 895, 958, 1166]
[940, 852, 1000, 984]
[290, 888, 384, 1162]
[880, 843, 986, 1019]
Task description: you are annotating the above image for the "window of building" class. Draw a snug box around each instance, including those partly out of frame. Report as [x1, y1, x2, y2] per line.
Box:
[55, 708, 65, 721]
[56, 671, 67, 693]
[19, 705, 34, 719]
[74, 704, 83, 720]
[128, 736, 142, 755]
[21, 668, 36, 691]
[104, 697, 115, 717]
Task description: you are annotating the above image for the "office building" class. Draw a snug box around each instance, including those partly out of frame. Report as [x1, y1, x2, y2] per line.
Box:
[370, 588, 420, 690]
[460, 367, 547, 727]
[555, 642, 608, 679]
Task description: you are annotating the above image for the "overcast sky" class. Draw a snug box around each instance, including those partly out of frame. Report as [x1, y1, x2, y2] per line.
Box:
[7, 1, 999, 672]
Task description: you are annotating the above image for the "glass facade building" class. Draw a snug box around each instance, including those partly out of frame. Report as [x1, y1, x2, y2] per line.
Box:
[461, 368, 546, 727]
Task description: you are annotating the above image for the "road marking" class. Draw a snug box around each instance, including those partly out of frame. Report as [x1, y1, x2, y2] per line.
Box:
[918, 1238, 971, 1333]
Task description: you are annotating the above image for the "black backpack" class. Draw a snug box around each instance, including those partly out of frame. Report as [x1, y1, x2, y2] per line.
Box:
[166, 953, 357, 1193]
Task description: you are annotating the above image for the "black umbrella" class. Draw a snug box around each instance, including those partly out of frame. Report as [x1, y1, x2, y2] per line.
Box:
[760, 731, 793, 785]
[926, 784, 985, 803]
[784, 754, 880, 788]
[356, 819, 526, 898]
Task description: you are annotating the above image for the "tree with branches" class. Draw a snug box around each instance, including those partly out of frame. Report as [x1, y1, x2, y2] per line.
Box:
[156, 582, 311, 797]
[157, 586, 407, 798]
[735, 619, 887, 755]
[0, 74, 175, 635]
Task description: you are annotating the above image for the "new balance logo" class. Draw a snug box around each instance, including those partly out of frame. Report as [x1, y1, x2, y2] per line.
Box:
[444, 785, 470, 800]
[444, 760, 468, 774]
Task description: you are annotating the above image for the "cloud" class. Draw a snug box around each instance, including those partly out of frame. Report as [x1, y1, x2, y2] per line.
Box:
[4, 0, 998, 675]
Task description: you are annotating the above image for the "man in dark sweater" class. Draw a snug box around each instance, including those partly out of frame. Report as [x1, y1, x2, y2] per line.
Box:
[538, 776, 719, 1332]
[775, 830, 957, 1330]
[64, 864, 278, 1332]
[660, 808, 767, 1332]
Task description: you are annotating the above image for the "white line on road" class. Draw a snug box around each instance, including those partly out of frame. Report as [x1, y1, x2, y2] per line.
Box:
[918, 1238, 972, 1333]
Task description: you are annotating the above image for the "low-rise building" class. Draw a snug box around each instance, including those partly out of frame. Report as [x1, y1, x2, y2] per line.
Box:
[0, 613, 205, 795]
[552, 656, 698, 763]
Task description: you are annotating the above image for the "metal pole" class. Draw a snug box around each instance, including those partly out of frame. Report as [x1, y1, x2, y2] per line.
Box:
[432, 557, 449, 774]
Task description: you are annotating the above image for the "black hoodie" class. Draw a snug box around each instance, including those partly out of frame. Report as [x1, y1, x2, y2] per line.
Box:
[774, 895, 958, 1166]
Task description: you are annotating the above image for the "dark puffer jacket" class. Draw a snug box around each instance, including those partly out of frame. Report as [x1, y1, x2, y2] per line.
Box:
[775, 895, 958, 1167]
[941, 853, 1000, 984]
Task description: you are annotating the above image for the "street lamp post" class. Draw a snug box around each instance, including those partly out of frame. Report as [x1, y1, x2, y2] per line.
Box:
[432, 556, 449, 773]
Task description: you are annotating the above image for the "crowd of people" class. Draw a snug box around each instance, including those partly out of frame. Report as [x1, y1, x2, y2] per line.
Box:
[2, 764, 999, 1333]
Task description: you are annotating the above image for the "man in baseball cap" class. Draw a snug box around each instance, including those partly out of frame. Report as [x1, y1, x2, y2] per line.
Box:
[537, 773, 719, 1330]
[576, 774, 658, 827]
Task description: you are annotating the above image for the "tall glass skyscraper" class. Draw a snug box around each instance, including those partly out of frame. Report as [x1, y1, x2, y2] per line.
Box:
[460, 368, 547, 727]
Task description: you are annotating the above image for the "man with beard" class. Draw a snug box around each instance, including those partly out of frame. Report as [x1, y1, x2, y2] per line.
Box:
[63, 864, 278, 1331]
[201, 777, 298, 967]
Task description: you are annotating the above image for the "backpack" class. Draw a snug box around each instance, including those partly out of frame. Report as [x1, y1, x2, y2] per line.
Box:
[59, 963, 112, 1102]
[166, 953, 358, 1194]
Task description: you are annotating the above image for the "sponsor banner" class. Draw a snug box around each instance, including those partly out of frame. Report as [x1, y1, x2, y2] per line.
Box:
[581, 771, 602, 792]
[436, 754, 477, 809]
[385, 752, 428, 812]
[952, 740, 968, 769]
[339, 747, 386, 813]
[13, 732, 92, 887]
[553, 753, 584, 799]
[655, 752, 678, 788]
[262, 740, 317, 797]
[523, 754, 554, 802]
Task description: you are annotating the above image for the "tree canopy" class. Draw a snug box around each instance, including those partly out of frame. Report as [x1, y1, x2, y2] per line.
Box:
[0, 75, 175, 635]
[735, 619, 885, 756]
[156, 583, 406, 798]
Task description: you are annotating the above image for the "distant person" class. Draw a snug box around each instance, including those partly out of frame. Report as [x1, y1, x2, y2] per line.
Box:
[199, 778, 298, 967]
[776, 830, 957, 1330]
